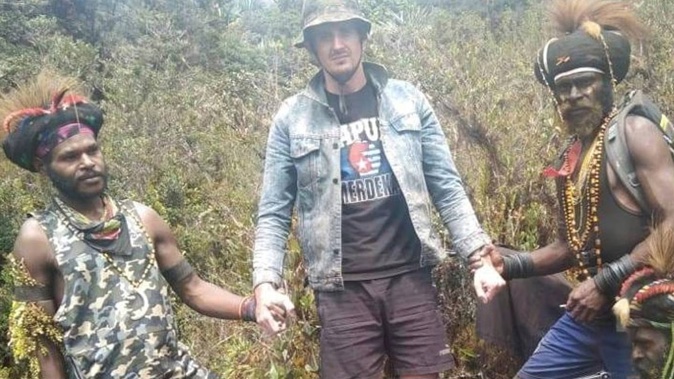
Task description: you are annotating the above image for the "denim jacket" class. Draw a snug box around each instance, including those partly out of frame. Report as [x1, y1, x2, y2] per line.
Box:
[253, 62, 490, 291]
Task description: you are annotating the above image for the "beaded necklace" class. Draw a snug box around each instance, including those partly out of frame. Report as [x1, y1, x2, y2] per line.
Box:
[99, 201, 156, 289]
[561, 109, 617, 278]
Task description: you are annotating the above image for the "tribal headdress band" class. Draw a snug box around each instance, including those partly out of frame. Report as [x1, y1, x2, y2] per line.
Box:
[613, 225, 674, 328]
[534, 0, 647, 89]
[613, 226, 674, 379]
[34, 123, 95, 159]
[0, 72, 103, 172]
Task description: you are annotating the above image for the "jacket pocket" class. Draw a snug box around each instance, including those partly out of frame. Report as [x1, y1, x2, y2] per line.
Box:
[290, 136, 322, 188]
[387, 112, 423, 165]
[389, 112, 422, 133]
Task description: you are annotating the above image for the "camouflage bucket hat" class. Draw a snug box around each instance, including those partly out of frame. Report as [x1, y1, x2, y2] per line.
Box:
[294, 0, 372, 48]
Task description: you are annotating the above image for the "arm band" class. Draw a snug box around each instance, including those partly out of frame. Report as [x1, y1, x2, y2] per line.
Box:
[593, 255, 638, 298]
[502, 252, 535, 280]
[160, 259, 195, 286]
[13, 285, 53, 302]
[239, 296, 257, 322]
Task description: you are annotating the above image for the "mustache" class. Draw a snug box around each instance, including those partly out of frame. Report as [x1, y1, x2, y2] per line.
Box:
[562, 105, 602, 116]
[77, 170, 105, 180]
[329, 49, 349, 60]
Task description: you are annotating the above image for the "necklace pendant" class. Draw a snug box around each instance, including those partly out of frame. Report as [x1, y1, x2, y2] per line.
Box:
[124, 290, 150, 321]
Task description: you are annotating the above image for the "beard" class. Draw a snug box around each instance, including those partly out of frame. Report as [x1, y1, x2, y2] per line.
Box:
[329, 67, 358, 85]
[47, 166, 108, 201]
[559, 79, 614, 139]
[564, 105, 605, 138]
[634, 343, 671, 379]
[323, 49, 362, 85]
[635, 363, 663, 379]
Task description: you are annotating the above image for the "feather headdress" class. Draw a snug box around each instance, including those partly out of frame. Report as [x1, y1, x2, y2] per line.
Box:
[647, 226, 674, 278]
[611, 226, 674, 379]
[0, 71, 88, 137]
[0, 71, 102, 172]
[613, 225, 674, 329]
[534, 0, 646, 87]
[548, 0, 647, 40]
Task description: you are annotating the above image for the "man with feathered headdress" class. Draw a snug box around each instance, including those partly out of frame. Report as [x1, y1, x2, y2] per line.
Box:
[614, 226, 674, 379]
[473, 0, 674, 378]
[1, 72, 294, 378]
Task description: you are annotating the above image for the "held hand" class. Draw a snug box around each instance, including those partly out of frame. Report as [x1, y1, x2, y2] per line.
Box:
[254, 283, 296, 336]
[468, 244, 503, 275]
[473, 260, 506, 304]
[565, 278, 609, 323]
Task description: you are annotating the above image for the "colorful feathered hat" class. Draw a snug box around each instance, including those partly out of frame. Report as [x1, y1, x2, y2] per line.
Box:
[613, 226, 674, 378]
[0, 71, 103, 172]
[534, 0, 647, 87]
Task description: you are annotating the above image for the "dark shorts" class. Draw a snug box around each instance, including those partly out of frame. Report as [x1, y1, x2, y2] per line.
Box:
[315, 268, 453, 379]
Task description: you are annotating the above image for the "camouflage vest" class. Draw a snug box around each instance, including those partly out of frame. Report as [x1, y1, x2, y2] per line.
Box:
[34, 199, 217, 379]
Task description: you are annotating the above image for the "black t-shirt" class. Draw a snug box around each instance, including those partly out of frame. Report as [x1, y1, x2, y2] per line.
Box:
[326, 83, 421, 281]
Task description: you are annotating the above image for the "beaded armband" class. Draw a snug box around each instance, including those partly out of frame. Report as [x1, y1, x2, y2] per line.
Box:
[8, 257, 62, 378]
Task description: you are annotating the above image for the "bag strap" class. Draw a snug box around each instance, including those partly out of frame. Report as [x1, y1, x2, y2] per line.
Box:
[604, 90, 673, 212]
[605, 90, 649, 211]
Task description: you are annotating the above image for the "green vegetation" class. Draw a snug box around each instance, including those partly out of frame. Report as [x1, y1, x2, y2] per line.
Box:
[1, 0, 673, 377]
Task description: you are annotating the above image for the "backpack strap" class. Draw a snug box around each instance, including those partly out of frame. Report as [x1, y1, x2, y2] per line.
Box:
[604, 90, 674, 212]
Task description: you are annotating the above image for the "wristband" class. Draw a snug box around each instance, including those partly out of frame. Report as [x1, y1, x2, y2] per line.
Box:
[593, 255, 638, 298]
[239, 296, 257, 322]
[502, 252, 534, 280]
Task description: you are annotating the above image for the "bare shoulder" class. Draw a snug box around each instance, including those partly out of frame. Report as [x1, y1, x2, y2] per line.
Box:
[129, 202, 183, 270]
[15, 218, 50, 253]
[624, 114, 669, 160]
[624, 114, 661, 142]
[129, 201, 170, 240]
[13, 217, 55, 283]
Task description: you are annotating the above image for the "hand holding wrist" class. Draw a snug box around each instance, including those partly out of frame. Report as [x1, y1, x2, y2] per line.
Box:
[473, 264, 506, 303]
[252, 282, 296, 336]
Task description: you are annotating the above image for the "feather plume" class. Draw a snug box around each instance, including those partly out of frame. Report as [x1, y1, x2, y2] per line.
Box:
[646, 226, 674, 278]
[548, 0, 647, 40]
[581, 21, 602, 40]
[0, 71, 88, 138]
[612, 297, 631, 328]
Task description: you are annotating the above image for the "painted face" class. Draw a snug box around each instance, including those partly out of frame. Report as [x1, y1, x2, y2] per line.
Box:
[553, 71, 611, 139]
[629, 326, 670, 379]
[309, 20, 364, 86]
[44, 133, 108, 201]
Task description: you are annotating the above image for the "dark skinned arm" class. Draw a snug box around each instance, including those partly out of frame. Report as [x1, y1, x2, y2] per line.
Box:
[623, 114, 674, 258]
[134, 203, 247, 319]
[527, 238, 576, 276]
[470, 232, 575, 277]
[13, 219, 66, 379]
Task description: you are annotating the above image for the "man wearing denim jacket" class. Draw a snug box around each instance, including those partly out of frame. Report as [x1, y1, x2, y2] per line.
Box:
[251, 1, 504, 378]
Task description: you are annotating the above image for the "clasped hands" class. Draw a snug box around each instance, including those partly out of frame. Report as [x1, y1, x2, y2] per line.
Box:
[470, 244, 506, 303]
[254, 282, 296, 336]
[468, 246, 609, 322]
